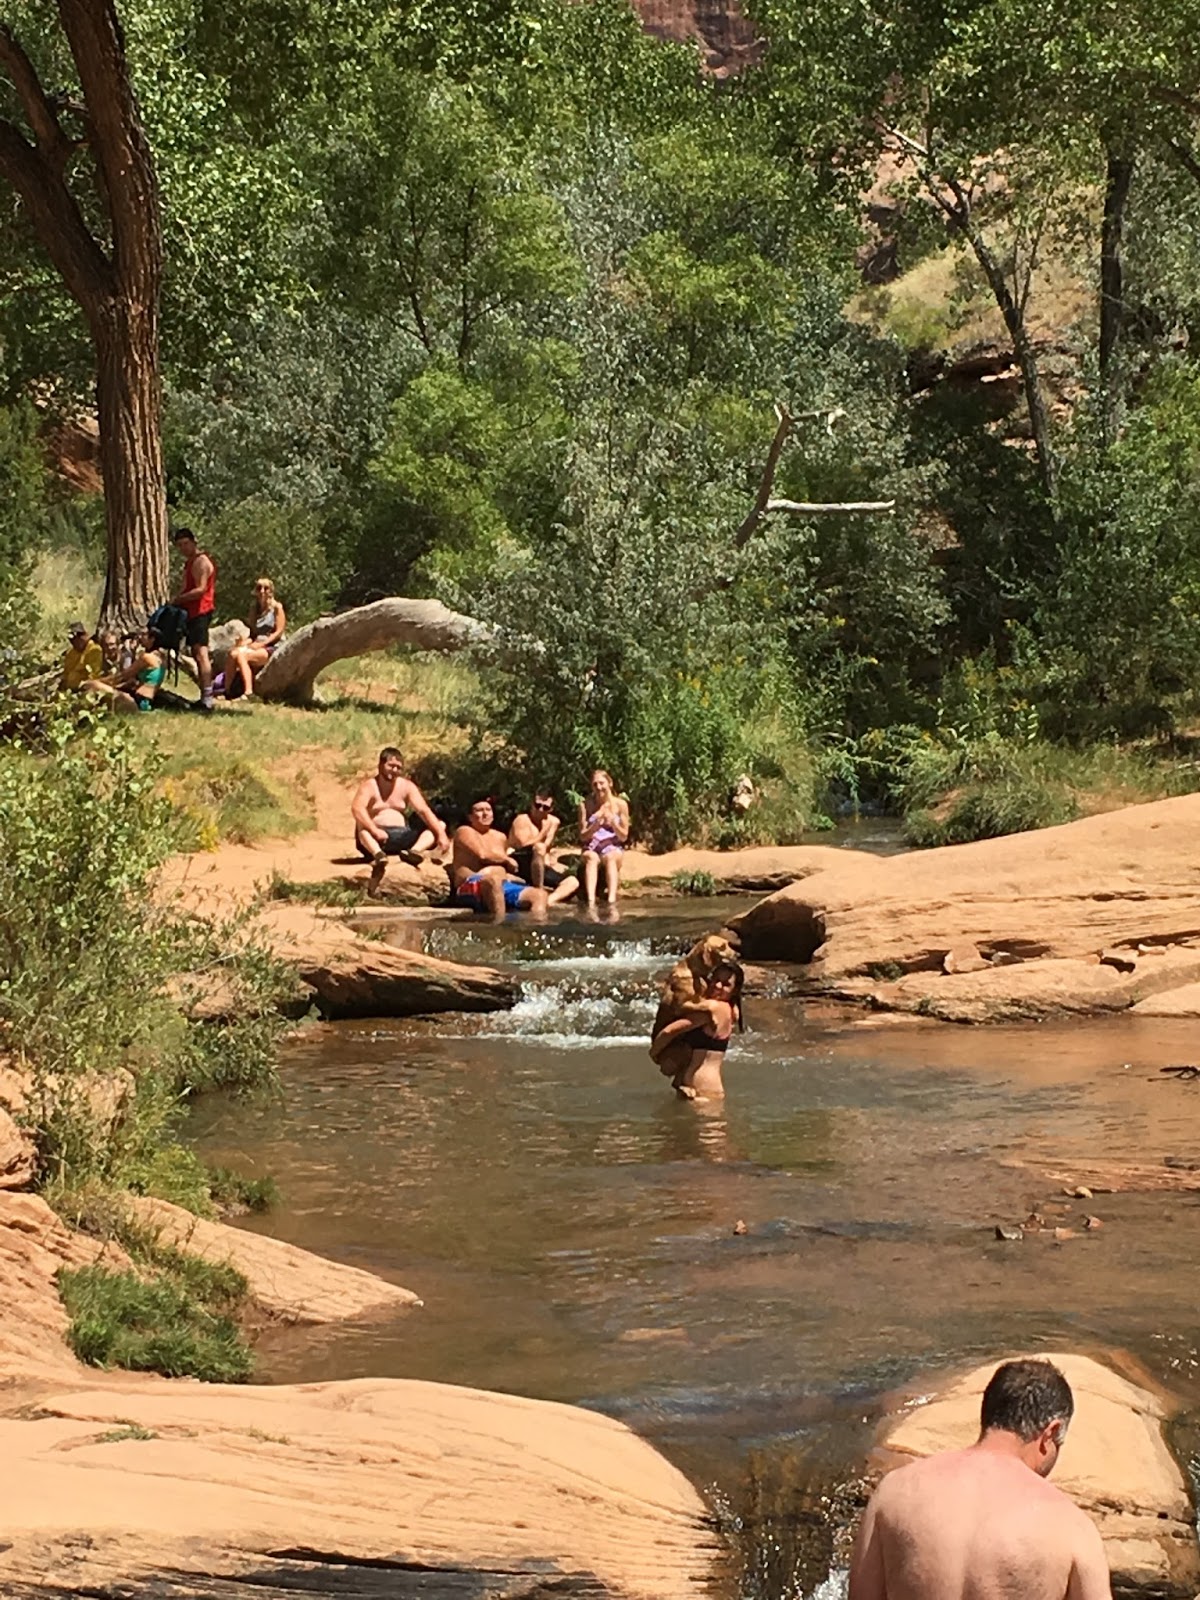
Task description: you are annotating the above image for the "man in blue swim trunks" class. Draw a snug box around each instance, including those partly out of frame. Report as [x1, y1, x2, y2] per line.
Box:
[450, 797, 548, 918]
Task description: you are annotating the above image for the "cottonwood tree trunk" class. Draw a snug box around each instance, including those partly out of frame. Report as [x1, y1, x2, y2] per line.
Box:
[93, 299, 167, 630]
[0, 0, 168, 634]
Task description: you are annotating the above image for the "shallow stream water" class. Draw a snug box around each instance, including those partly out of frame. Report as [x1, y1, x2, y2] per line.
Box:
[191, 896, 1200, 1596]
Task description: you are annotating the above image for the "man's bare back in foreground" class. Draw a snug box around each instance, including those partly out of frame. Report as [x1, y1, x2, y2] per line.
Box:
[849, 1358, 1111, 1600]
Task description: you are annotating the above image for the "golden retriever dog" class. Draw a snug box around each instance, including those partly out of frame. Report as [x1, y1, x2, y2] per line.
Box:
[649, 932, 743, 1078]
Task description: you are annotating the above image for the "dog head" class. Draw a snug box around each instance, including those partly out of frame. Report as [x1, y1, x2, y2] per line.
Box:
[685, 932, 738, 978]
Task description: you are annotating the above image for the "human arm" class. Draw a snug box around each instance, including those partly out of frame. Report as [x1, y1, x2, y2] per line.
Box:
[264, 599, 287, 646]
[539, 811, 561, 847]
[351, 779, 387, 843]
[1066, 1518, 1112, 1600]
[847, 1491, 887, 1600]
[172, 552, 213, 606]
[453, 827, 513, 873]
[401, 780, 450, 850]
[612, 797, 630, 843]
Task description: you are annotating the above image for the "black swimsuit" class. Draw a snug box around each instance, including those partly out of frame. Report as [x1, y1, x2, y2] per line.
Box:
[678, 1026, 729, 1054]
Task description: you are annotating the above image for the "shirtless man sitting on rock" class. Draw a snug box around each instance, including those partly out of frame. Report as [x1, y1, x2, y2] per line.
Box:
[352, 747, 450, 895]
[508, 788, 579, 905]
[450, 797, 548, 918]
[849, 1357, 1111, 1600]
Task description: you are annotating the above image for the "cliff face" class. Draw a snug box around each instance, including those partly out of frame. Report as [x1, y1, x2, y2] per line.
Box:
[633, 0, 760, 76]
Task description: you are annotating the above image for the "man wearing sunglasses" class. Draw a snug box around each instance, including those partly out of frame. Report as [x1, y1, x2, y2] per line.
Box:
[508, 789, 579, 906]
[849, 1358, 1110, 1600]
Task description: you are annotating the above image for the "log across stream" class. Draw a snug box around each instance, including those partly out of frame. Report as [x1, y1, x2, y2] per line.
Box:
[190, 900, 1200, 1598]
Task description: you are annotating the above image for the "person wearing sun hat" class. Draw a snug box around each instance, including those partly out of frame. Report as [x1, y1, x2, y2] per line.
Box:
[60, 621, 103, 691]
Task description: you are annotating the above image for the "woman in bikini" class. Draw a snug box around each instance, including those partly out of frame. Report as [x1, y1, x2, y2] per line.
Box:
[578, 768, 630, 908]
[224, 577, 287, 700]
[649, 963, 739, 1100]
[83, 625, 166, 713]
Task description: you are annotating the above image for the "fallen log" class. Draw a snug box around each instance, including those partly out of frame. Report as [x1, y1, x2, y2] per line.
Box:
[255, 598, 492, 705]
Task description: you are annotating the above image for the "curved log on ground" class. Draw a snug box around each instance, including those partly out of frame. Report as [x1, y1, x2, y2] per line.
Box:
[254, 598, 493, 705]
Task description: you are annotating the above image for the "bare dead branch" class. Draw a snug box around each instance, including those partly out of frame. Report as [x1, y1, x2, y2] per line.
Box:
[766, 498, 896, 515]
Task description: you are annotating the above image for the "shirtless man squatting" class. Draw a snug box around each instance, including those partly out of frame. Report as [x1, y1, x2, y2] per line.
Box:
[352, 747, 450, 895]
[849, 1357, 1111, 1600]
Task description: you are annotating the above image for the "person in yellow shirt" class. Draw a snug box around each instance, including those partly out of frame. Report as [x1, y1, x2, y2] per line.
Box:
[60, 622, 103, 691]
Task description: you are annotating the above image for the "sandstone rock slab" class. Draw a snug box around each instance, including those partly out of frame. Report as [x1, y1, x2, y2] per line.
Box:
[261, 904, 517, 1018]
[0, 1375, 717, 1599]
[729, 795, 1200, 1021]
[622, 843, 864, 892]
[0, 1106, 35, 1190]
[878, 1351, 1198, 1596]
[127, 1195, 421, 1325]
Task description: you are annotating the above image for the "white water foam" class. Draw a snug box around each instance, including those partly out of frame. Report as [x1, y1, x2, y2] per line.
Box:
[805, 1572, 848, 1600]
[482, 982, 655, 1047]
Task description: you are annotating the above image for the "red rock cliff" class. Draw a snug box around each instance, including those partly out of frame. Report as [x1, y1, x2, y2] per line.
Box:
[632, 0, 760, 75]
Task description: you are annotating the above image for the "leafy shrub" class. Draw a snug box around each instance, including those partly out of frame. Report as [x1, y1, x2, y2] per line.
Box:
[58, 1262, 253, 1382]
[671, 869, 717, 895]
[0, 701, 289, 1196]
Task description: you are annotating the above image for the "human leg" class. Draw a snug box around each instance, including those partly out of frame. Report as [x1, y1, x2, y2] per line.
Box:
[239, 644, 269, 694]
[513, 883, 549, 917]
[582, 850, 599, 906]
[187, 613, 214, 709]
[546, 872, 579, 907]
[601, 850, 622, 905]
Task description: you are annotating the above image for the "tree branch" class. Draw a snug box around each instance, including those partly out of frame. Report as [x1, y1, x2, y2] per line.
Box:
[0, 24, 75, 170]
[0, 115, 111, 307]
[56, 0, 161, 299]
[766, 498, 896, 515]
[734, 402, 792, 549]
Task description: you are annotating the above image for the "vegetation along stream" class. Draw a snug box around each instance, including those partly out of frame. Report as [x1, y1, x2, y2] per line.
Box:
[191, 898, 1200, 1598]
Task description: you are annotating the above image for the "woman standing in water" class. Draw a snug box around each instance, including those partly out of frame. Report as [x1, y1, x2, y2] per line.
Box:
[578, 768, 630, 908]
[650, 964, 739, 1100]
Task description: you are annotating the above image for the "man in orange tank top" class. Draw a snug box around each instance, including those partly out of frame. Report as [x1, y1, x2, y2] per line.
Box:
[171, 527, 217, 713]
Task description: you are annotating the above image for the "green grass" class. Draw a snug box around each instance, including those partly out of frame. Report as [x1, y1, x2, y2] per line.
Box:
[900, 734, 1200, 846]
[58, 1261, 253, 1382]
[670, 869, 718, 896]
[205, 1164, 279, 1215]
[266, 870, 363, 908]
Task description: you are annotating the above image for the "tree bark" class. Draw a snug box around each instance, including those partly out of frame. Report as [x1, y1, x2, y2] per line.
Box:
[92, 297, 167, 630]
[254, 598, 493, 705]
[1099, 144, 1134, 434]
[0, 1, 167, 632]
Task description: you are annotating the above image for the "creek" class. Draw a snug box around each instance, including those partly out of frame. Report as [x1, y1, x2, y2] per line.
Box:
[191, 896, 1200, 1597]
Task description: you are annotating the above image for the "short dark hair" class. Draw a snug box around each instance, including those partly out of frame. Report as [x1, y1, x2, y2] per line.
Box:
[378, 747, 402, 763]
[468, 794, 493, 810]
[533, 786, 554, 801]
[171, 526, 196, 544]
[980, 1359, 1073, 1442]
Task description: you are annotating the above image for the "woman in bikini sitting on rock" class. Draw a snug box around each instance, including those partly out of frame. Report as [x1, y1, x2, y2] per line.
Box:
[649, 963, 739, 1100]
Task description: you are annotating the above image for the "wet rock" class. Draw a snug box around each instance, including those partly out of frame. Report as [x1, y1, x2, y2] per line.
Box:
[876, 1351, 1199, 1596]
[261, 904, 517, 1018]
[1083, 1215, 1105, 1231]
[1052, 1226, 1078, 1241]
[1067, 1185, 1094, 1199]
[733, 1218, 748, 1235]
[994, 1224, 1023, 1242]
